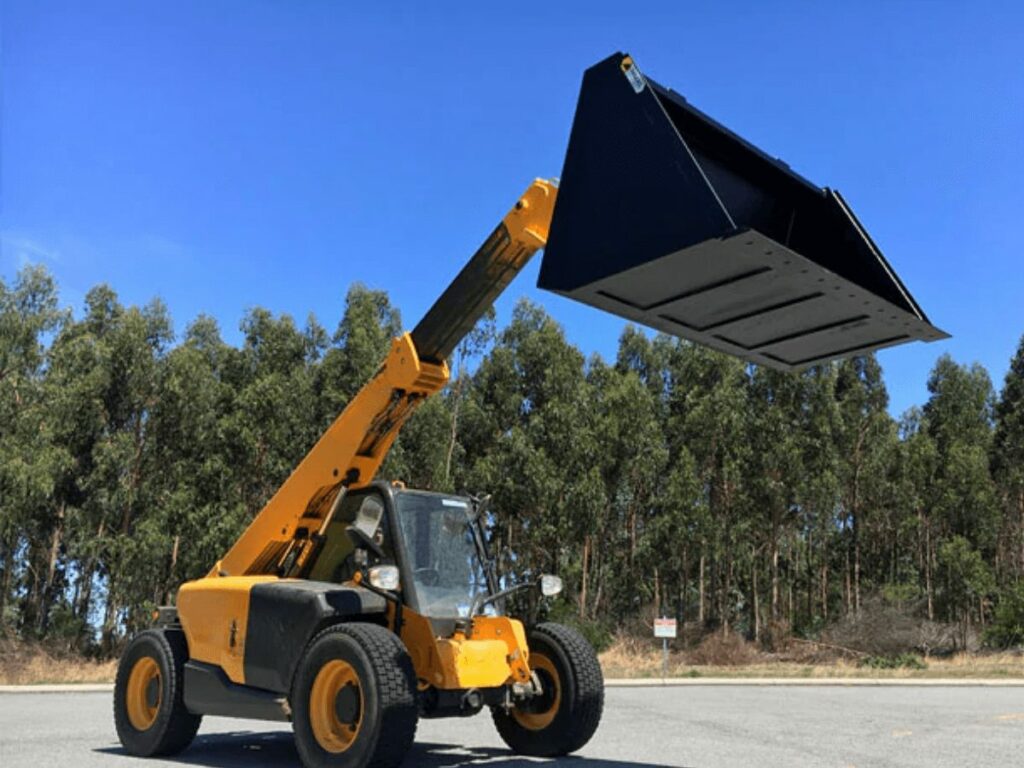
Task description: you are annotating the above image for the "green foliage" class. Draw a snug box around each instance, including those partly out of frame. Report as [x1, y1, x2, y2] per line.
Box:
[860, 653, 927, 670]
[881, 582, 920, 607]
[1, 265, 1023, 659]
[985, 583, 1024, 648]
[544, 600, 614, 653]
[938, 536, 996, 613]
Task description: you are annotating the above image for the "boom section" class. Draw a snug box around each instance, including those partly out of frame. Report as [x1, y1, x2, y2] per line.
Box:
[211, 179, 557, 578]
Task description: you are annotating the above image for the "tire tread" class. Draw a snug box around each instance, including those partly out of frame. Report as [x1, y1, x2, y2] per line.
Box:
[492, 621, 604, 756]
[294, 622, 417, 768]
[113, 628, 202, 757]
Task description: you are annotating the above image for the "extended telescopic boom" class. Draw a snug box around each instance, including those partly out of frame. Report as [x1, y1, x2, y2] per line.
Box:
[212, 179, 557, 578]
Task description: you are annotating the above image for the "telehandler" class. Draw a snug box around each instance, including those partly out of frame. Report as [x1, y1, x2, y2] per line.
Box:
[114, 53, 946, 768]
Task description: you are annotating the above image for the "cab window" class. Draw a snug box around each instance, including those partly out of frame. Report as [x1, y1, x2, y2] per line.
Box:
[305, 491, 388, 583]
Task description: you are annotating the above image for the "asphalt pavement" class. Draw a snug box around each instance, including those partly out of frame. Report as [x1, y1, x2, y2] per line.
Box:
[0, 686, 1021, 767]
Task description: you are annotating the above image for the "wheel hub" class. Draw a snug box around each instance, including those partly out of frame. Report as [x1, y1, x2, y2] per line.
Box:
[334, 682, 361, 726]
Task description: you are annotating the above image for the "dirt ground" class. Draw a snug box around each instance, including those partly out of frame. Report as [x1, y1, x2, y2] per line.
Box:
[0, 640, 117, 685]
[3, 635, 1022, 685]
[598, 634, 1024, 679]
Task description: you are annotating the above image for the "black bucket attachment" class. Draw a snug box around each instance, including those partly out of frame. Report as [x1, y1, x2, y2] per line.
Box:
[539, 53, 947, 370]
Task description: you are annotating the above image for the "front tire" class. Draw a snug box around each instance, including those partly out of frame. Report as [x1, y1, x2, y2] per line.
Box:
[113, 628, 202, 756]
[492, 622, 604, 756]
[291, 623, 418, 768]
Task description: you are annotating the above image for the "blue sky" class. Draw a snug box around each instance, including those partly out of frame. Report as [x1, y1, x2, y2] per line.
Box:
[2, 2, 1022, 416]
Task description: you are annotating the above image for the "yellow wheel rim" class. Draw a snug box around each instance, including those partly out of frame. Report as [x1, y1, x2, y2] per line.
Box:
[125, 656, 162, 731]
[513, 651, 562, 731]
[309, 659, 363, 753]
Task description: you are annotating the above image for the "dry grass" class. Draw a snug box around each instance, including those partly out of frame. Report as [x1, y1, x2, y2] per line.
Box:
[1, 636, 1021, 685]
[0, 640, 116, 685]
[598, 634, 1024, 679]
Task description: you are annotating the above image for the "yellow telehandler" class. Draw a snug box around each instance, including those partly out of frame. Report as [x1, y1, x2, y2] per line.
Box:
[113, 53, 945, 768]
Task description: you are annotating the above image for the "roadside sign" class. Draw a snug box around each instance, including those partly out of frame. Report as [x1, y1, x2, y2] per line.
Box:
[654, 617, 677, 639]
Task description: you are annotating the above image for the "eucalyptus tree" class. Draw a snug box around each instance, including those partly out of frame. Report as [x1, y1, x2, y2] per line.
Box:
[834, 356, 894, 614]
[0, 266, 64, 632]
[462, 300, 600, 603]
[745, 365, 805, 634]
[993, 336, 1024, 581]
[664, 342, 748, 632]
[924, 356, 999, 552]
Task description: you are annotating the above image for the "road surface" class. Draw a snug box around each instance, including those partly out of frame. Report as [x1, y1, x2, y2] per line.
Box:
[1, 686, 1021, 767]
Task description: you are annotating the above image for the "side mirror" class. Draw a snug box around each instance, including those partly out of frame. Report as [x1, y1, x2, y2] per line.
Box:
[539, 574, 563, 598]
[367, 565, 400, 591]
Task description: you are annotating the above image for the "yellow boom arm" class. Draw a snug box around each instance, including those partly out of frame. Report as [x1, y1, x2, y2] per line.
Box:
[213, 179, 557, 578]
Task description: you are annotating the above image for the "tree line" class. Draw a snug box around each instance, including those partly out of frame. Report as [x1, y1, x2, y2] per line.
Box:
[2, 265, 1023, 655]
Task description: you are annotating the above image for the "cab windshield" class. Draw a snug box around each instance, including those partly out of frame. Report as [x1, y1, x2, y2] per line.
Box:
[394, 492, 490, 618]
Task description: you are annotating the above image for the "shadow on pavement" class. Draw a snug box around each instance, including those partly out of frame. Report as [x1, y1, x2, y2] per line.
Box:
[95, 732, 684, 768]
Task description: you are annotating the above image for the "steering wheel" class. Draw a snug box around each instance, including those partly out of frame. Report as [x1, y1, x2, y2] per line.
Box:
[332, 557, 358, 585]
[414, 567, 441, 587]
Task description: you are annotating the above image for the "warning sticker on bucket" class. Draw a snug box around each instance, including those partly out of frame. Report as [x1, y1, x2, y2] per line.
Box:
[624, 66, 645, 93]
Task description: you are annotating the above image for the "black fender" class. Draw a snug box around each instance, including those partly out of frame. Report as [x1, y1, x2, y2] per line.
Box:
[243, 580, 387, 693]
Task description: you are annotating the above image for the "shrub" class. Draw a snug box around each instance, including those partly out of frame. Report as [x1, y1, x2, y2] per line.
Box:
[859, 653, 927, 670]
[686, 632, 759, 666]
[545, 601, 614, 652]
[985, 583, 1024, 649]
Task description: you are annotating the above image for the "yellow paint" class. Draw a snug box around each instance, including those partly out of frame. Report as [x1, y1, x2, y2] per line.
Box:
[177, 576, 277, 684]
[512, 651, 561, 730]
[467, 616, 532, 684]
[125, 656, 161, 731]
[398, 609, 445, 687]
[399, 610, 533, 690]
[435, 635, 511, 689]
[309, 659, 363, 753]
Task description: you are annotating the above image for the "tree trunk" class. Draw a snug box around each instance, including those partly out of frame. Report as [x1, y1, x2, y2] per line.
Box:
[788, 573, 794, 627]
[722, 553, 733, 636]
[681, 546, 689, 623]
[579, 535, 590, 620]
[101, 587, 120, 654]
[752, 546, 761, 643]
[821, 533, 829, 620]
[443, 371, 465, 485]
[1019, 490, 1024, 581]
[698, 551, 706, 624]
[853, 514, 862, 615]
[36, 503, 65, 636]
[852, 463, 862, 615]
[162, 535, 180, 605]
[0, 536, 11, 628]
[844, 547, 852, 615]
[925, 519, 934, 621]
[653, 566, 661, 618]
[770, 529, 780, 623]
[75, 519, 106, 630]
[21, 542, 45, 633]
[629, 508, 637, 564]
[806, 529, 814, 626]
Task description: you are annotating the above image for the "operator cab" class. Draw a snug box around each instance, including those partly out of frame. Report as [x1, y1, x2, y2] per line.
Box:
[303, 482, 495, 621]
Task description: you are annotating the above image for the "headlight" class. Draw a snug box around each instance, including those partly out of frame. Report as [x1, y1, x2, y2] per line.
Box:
[540, 574, 563, 597]
[368, 565, 401, 591]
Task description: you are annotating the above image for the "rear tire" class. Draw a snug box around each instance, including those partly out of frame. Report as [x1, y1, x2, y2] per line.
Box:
[291, 623, 418, 768]
[492, 622, 604, 757]
[113, 628, 202, 756]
